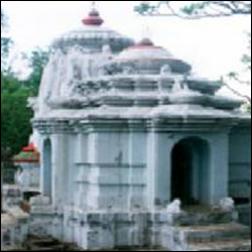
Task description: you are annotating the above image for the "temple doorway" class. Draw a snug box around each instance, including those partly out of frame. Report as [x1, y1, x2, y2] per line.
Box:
[43, 139, 52, 199]
[171, 137, 210, 205]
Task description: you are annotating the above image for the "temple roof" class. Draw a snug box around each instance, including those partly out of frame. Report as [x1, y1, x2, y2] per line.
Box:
[110, 38, 191, 74]
[13, 143, 40, 164]
[117, 39, 174, 60]
[34, 7, 247, 122]
[52, 7, 134, 52]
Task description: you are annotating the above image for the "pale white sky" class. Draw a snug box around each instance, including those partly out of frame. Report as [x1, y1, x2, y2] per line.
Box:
[2, 1, 251, 96]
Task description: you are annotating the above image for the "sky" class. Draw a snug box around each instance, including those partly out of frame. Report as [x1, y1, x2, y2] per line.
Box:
[2, 1, 251, 97]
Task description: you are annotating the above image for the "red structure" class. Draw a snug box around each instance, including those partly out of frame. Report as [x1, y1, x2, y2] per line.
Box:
[82, 8, 104, 26]
[13, 143, 40, 164]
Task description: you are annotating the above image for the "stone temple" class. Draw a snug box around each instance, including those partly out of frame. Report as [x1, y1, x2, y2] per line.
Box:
[28, 7, 251, 251]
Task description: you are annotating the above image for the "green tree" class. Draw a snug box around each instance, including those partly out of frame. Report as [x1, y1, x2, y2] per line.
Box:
[1, 74, 33, 156]
[1, 47, 49, 156]
[223, 32, 251, 105]
[1, 9, 48, 157]
[23, 48, 49, 95]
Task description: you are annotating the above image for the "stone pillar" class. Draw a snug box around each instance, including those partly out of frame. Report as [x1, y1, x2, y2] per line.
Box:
[86, 132, 100, 210]
[75, 133, 89, 209]
[147, 128, 172, 209]
[128, 128, 147, 210]
[41, 137, 52, 201]
[155, 133, 173, 208]
[208, 133, 229, 205]
[146, 130, 157, 209]
[51, 134, 68, 207]
[66, 134, 78, 207]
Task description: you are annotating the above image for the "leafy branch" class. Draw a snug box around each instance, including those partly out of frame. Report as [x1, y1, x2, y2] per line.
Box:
[135, 1, 251, 19]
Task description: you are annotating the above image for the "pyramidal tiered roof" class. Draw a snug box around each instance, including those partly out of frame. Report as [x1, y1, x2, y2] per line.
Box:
[34, 5, 247, 123]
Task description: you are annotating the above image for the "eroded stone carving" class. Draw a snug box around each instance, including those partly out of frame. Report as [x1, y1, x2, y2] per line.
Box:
[160, 64, 171, 76]
[218, 197, 235, 212]
[166, 199, 182, 214]
[102, 44, 112, 54]
[122, 65, 136, 75]
[30, 195, 50, 206]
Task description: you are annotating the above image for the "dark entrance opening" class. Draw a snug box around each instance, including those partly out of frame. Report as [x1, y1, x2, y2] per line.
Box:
[171, 137, 210, 206]
[171, 141, 193, 205]
[43, 139, 52, 200]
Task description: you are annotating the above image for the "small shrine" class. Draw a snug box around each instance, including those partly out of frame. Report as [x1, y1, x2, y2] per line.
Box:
[13, 143, 40, 199]
[27, 6, 251, 251]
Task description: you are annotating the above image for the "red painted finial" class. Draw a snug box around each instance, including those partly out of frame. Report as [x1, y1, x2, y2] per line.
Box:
[82, 2, 104, 26]
[138, 38, 154, 46]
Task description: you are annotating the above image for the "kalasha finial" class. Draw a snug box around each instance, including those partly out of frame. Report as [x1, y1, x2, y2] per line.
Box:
[138, 38, 154, 47]
[82, 1, 104, 26]
[91, 1, 96, 9]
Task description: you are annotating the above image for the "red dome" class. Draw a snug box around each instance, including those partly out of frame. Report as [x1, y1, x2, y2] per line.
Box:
[82, 9, 104, 26]
[137, 38, 154, 47]
[22, 143, 37, 152]
[127, 38, 162, 50]
[14, 143, 40, 164]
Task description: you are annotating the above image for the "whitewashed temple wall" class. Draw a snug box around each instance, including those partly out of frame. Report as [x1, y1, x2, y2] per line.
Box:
[39, 126, 233, 214]
[229, 126, 251, 201]
[40, 134, 72, 207]
[127, 131, 147, 209]
[72, 131, 147, 211]
[146, 131, 229, 208]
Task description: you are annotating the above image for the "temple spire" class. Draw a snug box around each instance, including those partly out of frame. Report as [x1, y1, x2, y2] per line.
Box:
[82, 1, 104, 26]
[91, 1, 96, 10]
[141, 24, 152, 41]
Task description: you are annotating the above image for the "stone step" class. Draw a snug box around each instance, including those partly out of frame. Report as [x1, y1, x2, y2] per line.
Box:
[171, 211, 235, 227]
[24, 236, 84, 251]
[1, 246, 24, 251]
[26, 246, 64, 251]
[189, 239, 251, 251]
[182, 223, 251, 243]
[25, 237, 65, 251]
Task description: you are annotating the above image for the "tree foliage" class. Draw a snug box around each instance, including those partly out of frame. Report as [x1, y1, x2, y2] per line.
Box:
[1, 8, 13, 71]
[23, 48, 50, 95]
[135, 1, 251, 18]
[1, 74, 33, 156]
[1, 8, 49, 158]
[1, 48, 49, 157]
[222, 32, 251, 105]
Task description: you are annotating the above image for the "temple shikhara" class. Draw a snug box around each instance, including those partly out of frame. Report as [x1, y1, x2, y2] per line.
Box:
[2, 5, 251, 251]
